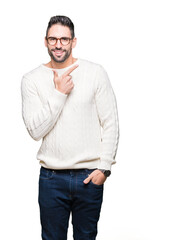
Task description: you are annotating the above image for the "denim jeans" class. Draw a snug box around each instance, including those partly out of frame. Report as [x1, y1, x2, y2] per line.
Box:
[38, 166, 104, 240]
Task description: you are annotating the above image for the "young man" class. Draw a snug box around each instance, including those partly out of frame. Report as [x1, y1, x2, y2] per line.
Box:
[21, 15, 119, 240]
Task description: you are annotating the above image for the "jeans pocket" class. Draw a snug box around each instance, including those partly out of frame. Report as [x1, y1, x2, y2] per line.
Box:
[85, 170, 104, 188]
[90, 179, 104, 188]
[39, 167, 55, 180]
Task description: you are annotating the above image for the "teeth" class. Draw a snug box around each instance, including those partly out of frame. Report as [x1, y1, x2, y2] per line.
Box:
[55, 51, 63, 56]
[55, 51, 63, 55]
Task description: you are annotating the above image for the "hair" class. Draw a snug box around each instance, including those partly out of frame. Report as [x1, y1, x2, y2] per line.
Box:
[46, 15, 75, 39]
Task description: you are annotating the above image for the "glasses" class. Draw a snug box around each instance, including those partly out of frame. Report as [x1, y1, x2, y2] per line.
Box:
[46, 37, 73, 46]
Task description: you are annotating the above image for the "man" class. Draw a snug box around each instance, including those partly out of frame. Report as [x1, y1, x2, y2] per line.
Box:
[21, 15, 119, 240]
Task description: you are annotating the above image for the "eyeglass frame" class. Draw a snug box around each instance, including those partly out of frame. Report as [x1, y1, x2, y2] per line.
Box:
[46, 36, 73, 46]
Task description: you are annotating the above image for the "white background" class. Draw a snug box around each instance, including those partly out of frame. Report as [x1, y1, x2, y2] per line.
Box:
[0, 0, 174, 239]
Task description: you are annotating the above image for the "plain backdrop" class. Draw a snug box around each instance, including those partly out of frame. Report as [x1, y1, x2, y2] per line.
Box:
[0, 0, 174, 239]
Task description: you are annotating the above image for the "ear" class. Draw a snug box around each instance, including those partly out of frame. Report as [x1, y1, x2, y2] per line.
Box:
[44, 37, 48, 47]
[72, 37, 77, 49]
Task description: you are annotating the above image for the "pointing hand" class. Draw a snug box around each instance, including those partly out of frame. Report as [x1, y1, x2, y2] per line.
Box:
[52, 64, 79, 95]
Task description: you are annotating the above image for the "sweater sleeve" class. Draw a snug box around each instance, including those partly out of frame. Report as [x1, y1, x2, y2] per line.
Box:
[95, 65, 119, 171]
[21, 76, 68, 141]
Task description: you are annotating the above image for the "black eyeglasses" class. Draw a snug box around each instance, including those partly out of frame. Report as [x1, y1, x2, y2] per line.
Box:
[46, 37, 73, 46]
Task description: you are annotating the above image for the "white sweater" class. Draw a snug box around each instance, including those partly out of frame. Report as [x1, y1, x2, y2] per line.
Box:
[21, 58, 119, 170]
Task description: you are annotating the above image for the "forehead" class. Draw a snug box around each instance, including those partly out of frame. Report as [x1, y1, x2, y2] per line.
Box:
[47, 24, 71, 37]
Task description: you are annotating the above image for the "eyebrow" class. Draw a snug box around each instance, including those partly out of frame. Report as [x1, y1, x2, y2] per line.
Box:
[47, 36, 70, 38]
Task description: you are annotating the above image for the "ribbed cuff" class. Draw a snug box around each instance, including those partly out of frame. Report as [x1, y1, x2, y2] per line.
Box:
[97, 158, 116, 171]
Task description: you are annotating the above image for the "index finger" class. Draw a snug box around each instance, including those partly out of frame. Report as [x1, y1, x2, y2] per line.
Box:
[63, 64, 79, 77]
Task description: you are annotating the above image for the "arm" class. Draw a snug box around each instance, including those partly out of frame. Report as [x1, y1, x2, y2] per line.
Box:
[95, 65, 120, 171]
[21, 76, 68, 141]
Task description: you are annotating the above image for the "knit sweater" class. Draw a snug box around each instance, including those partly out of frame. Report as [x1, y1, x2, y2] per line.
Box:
[21, 58, 119, 170]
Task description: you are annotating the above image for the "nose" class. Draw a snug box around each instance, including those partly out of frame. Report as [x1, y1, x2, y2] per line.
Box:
[56, 39, 62, 48]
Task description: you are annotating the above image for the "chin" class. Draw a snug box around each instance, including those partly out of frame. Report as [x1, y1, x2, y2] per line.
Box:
[55, 57, 66, 63]
[54, 53, 67, 62]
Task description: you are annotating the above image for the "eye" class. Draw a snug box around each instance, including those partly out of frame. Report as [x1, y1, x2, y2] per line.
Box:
[61, 37, 69, 41]
[49, 37, 56, 41]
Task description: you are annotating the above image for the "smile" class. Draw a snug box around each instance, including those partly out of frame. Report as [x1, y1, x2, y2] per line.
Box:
[54, 50, 64, 56]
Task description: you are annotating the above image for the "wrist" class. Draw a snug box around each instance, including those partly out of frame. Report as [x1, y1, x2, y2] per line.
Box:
[98, 169, 111, 177]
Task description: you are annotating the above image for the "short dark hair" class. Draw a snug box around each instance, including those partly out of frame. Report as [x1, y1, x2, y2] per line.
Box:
[46, 15, 75, 39]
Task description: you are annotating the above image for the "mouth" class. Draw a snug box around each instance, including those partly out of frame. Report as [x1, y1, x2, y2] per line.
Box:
[54, 50, 65, 57]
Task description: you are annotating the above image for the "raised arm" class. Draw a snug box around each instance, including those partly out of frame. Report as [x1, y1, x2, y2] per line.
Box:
[95, 65, 120, 171]
[21, 76, 68, 141]
[21, 64, 78, 141]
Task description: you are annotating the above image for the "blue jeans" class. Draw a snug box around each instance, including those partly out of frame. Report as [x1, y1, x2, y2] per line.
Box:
[38, 166, 104, 240]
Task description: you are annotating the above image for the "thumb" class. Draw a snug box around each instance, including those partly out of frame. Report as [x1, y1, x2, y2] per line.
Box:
[83, 175, 91, 184]
[52, 69, 59, 78]
[52, 70, 59, 86]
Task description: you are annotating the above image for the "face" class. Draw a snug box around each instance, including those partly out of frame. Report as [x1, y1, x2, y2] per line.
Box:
[45, 24, 77, 63]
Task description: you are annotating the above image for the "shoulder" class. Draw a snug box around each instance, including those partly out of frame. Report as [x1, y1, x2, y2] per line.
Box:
[21, 65, 44, 91]
[79, 59, 110, 84]
[22, 65, 44, 80]
[21, 65, 46, 90]
[79, 58, 105, 72]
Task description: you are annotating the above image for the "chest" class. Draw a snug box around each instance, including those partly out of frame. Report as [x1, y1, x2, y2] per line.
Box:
[35, 70, 96, 109]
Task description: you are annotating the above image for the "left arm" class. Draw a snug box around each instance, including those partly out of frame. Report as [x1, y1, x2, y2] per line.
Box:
[84, 65, 119, 185]
[95, 65, 119, 171]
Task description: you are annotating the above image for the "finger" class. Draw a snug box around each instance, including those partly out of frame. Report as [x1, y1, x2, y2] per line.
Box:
[83, 175, 92, 184]
[64, 75, 72, 82]
[87, 169, 99, 177]
[65, 74, 72, 79]
[52, 69, 59, 77]
[63, 64, 79, 77]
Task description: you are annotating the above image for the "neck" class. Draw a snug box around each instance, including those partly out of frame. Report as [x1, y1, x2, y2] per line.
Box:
[47, 55, 77, 69]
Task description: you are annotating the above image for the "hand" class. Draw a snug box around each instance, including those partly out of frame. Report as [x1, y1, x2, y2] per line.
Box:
[83, 169, 107, 185]
[52, 64, 79, 95]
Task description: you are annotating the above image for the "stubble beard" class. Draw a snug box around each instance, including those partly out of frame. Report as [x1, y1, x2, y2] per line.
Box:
[47, 45, 72, 63]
